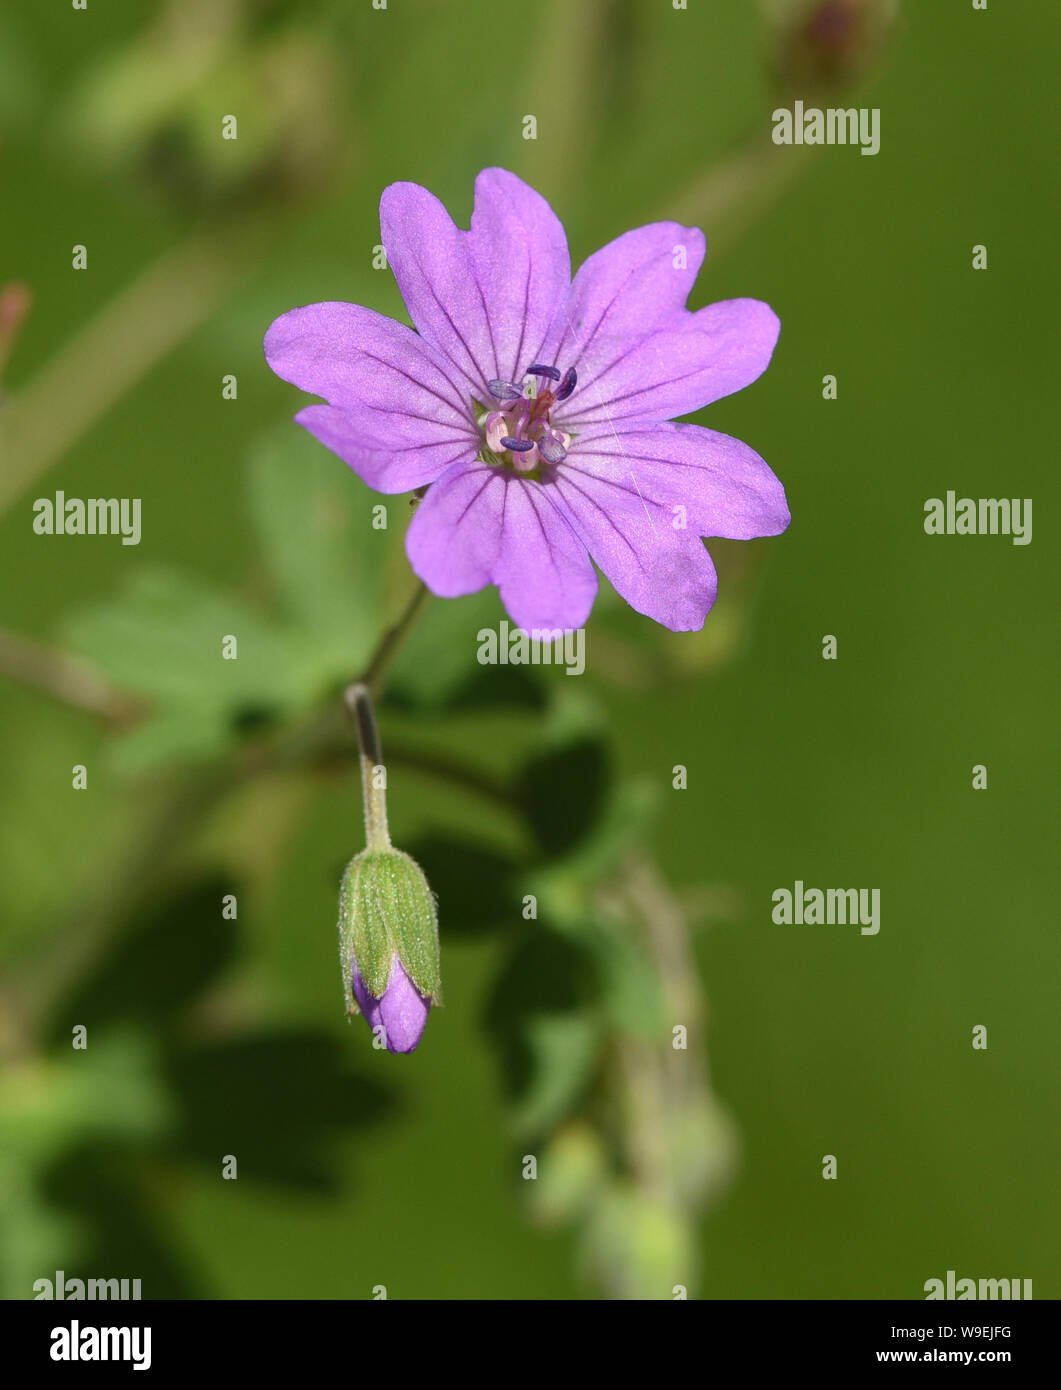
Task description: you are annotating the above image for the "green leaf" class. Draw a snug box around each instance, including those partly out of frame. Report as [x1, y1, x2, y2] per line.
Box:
[63, 567, 304, 706]
[106, 705, 232, 777]
[509, 1013, 601, 1136]
[62, 567, 334, 772]
[246, 424, 385, 675]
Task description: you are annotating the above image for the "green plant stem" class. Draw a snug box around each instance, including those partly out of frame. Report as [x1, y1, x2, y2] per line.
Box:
[358, 580, 429, 694]
[344, 682, 390, 851]
[341, 578, 432, 850]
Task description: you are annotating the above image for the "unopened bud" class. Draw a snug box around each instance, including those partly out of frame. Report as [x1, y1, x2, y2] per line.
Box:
[338, 847, 440, 1054]
[768, 0, 898, 93]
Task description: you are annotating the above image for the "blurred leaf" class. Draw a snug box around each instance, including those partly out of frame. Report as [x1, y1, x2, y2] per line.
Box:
[583, 915, 664, 1042]
[0, 1029, 171, 1165]
[386, 587, 512, 709]
[62, 564, 338, 771]
[49, 876, 239, 1039]
[582, 1185, 694, 1301]
[509, 1013, 601, 1137]
[43, 1148, 203, 1299]
[63, 568, 299, 703]
[404, 834, 518, 939]
[105, 705, 232, 776]
[529, 781, 660, 926]
[0, 1029, 172, 1300]
[528, 1122, 607, 1225]
[165, 1030, 394, 1191]
[246, 424, 384, 670]
[484, 928, 600, 1127]
[517, 735, 611, 858]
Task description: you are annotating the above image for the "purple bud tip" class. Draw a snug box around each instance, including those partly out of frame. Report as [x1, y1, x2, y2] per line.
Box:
[555, 367, 577, 401]
[539, 436, 567, 465]
[351, 955, 431, 1053]
[526, 363, 561, 381]
[489, 379, 524, 400]
[500, 436, 535, 453]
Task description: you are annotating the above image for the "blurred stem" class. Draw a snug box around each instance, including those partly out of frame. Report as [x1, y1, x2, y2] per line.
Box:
[519, 0, 612, 200]
[0, 282, 33, 384]
[358, 579, 429, 695]
[605, 853, 725, 1202]
[344, 682, 390, 852]
[667, 131, 813, 261]
[0, 219, 271, 518]
[0, 628, 145, 725]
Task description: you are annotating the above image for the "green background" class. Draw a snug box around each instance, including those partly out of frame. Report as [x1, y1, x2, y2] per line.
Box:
[1, 0, 1056, 1300]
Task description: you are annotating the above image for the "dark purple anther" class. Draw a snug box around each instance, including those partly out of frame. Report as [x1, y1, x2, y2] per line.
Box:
[500, 436, 535, 453]
[527, 363, 561, 381]
[539, 436, 567, 465]
[489, 379, 524, 400]
[555, 367, 577, 401]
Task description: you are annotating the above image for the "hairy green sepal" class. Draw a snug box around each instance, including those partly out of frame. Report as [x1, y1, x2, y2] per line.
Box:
[338, 848, 441, 1011]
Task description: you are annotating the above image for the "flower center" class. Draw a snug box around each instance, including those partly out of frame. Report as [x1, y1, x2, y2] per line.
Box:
[478, 364, 577, 474]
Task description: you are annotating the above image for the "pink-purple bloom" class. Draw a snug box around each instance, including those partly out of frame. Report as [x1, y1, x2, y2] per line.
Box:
[351, 953, 430, 1054]
[264, 168, 789, 632]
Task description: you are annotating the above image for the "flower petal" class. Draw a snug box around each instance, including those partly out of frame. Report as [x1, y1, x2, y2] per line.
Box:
[380, 169, 570, 402]
[541, 221, 706, 372]
[353, 955, 429, 1054]
[264, 301, 473, 428]
[558, 298, 780, 429]
[565, 421, 790, 540]
[295, 403, 473, 493]
[377, 959, 431, 1054]
[264, 301, 478, 490]
[469, 168, 571, 384]
[550, 457, 720, 632]
[405, 460, 597, 631]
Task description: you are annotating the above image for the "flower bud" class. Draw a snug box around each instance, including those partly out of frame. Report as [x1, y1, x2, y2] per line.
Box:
[338, 847, 440, 1053]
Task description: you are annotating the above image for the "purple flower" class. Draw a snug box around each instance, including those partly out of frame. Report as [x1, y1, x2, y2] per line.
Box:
[264, 169, 789, 632]
[351, 953, 430, 1054]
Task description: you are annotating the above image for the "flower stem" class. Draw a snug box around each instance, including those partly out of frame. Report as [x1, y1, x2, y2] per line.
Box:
[343, 579, 430, 848]
[345, 682, 391, 851]
[359, 579, 429, 694]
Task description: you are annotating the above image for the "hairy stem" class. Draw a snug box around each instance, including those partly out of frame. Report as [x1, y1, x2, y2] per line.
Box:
[344, 682, 390, 851]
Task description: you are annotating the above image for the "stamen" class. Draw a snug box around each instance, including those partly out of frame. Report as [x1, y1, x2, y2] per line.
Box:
[526, 363, 561, 381]
[489, 379, 524, 400]
[555, 367, 577, 401]
[484, 412, 508, 453]
[500, 436, 535, 453]
[538, 433, 568, 465]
